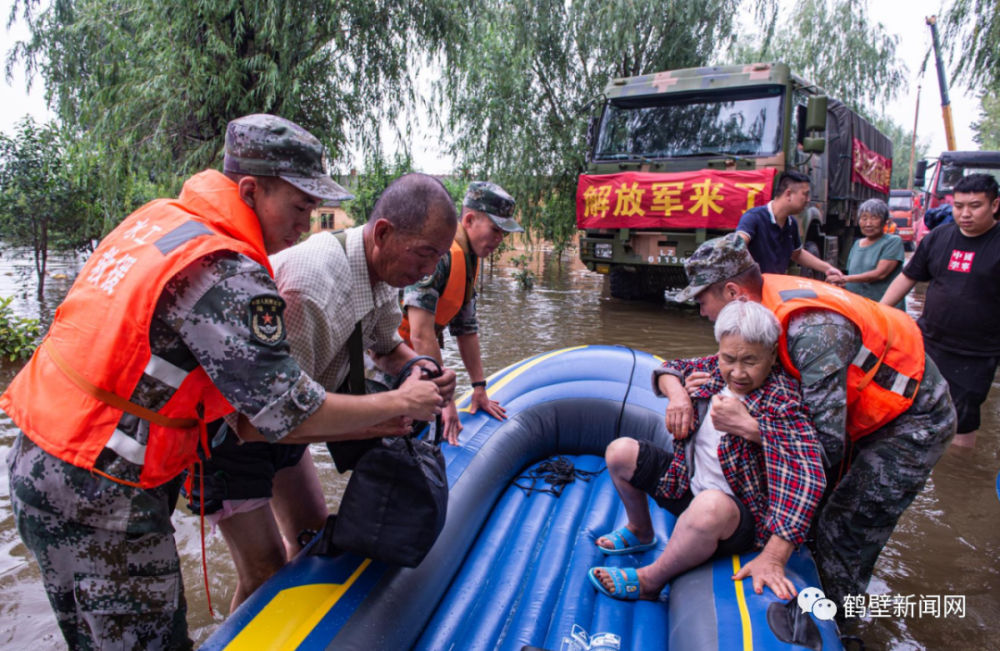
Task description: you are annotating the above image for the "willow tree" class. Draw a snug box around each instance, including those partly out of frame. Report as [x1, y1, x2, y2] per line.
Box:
[943, 0, 999, 93]
[744, 0, 907, 117]
[972, 92, 1000, 150]
[7, 0, 460, 230]
[437, 0, 777, 246]
[0, 118, 100, 296]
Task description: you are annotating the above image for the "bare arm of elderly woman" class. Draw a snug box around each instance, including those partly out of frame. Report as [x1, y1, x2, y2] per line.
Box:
[733, 388, 827, 599]
[657, 373, 696, 439]
[841, 258, 900, 284]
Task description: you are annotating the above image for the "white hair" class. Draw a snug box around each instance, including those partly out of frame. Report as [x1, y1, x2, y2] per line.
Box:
[714, 299, 782, 348]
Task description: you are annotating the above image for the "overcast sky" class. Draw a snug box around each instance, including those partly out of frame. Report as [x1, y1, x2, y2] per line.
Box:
[0, 0, 982, 175]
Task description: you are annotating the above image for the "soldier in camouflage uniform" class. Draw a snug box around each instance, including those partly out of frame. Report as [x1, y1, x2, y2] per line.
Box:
[400, 182, 523, 443]
[4, 115, 443, 650]
[666, 234, 955, 621]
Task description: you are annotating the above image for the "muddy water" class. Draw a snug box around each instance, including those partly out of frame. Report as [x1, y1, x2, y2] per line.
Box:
[0, 247, 997, 650]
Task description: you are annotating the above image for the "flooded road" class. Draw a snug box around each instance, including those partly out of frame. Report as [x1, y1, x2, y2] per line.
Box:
[0, 246, 997, 650]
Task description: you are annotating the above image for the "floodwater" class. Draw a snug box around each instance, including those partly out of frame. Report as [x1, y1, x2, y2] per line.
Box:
[0, 245, 997, 650]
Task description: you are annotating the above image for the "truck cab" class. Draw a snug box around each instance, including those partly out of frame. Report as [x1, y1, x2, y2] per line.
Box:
[913, 151, 1000, 247]
[915, 151, 1000, 212]
[577, 62, 892, 300]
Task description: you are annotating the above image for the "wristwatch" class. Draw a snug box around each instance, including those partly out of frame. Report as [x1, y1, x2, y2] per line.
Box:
[471, 381, 487, 389]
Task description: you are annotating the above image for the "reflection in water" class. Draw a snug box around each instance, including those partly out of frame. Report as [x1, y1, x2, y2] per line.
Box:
[0, 247, 997, 649]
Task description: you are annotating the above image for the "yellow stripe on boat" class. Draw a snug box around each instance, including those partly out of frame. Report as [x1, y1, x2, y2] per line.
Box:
[731, 555, 754, 651]
[224, 559, 371, 651]
[458, 346, 588, 413]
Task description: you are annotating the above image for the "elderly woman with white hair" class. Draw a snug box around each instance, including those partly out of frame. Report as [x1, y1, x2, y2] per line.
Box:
[837, 198, 906, 309]
[590, 300, 826, 602]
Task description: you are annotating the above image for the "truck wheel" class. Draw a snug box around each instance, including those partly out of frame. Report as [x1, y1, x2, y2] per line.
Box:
[609, 268, 670, 302]
[609, 267, 644, 301]
[800, 241, 824, 280]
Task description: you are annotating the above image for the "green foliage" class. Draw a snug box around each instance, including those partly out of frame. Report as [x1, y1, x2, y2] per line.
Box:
[943, 0, 1000, 92]
[508, 253, 534, 290]
[0, 116, 105, 296]
[872, 116, 931, 189]
[7, 0, 461, 213]
[342, 152, 414, 225]
[971, 91, 1000, 150]
[0, 296, 41, 362]
[440, 177, 470, 208]
[437, 0, 773, 248]
[737, 0, 907, 116]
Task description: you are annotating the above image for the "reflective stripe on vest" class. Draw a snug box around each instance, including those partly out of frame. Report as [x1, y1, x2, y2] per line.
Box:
[850, 344, 920, 399]
[760, 274, 925, 441]
[0, 170, 272, 489]
[106, 428, 148, 466]
[144, 354, 191, 390]
[398, 235, 478, 346]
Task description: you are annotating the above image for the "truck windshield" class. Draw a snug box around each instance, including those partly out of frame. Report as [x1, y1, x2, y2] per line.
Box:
[888, 195, 912, 210]
[594, 87, 784, 160]
[938, 165, 1000, 194]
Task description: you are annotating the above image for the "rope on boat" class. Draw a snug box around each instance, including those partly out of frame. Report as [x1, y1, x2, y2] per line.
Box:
[513, 456, 605, 497]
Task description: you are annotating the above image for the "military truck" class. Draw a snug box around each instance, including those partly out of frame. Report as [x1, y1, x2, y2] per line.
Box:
[576, 62, 893, 300]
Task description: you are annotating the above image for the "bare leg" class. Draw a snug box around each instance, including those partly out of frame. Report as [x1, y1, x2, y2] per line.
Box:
[950, 431, 977, 449]
[218, 505, 287, 612]
[271, 448, 329, 559]
[595, 490, 740, 599]
[596, 438, 655, 550]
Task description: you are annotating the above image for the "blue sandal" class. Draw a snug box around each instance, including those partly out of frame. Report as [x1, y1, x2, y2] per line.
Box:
[588, 566, 642, 601]
[596, 526, 658, 555]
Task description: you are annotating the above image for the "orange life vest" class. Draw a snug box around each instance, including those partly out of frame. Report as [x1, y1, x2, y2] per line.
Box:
[398, 227, 478, 346]
[760, 274, 925, 441]
[0, 170, 273, 488]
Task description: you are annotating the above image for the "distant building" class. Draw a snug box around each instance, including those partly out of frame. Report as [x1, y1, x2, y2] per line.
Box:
[311, 201, 353, 233]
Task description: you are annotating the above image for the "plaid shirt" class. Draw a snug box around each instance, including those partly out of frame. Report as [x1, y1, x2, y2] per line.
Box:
[654, 356, 826, 549]
[271, 226, 404, 391]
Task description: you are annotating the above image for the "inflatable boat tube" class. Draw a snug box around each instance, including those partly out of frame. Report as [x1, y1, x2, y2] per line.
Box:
[202, 345, 843, 651]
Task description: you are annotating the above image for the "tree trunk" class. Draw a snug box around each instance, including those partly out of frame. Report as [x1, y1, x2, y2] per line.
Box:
[35, 220, 48, 299]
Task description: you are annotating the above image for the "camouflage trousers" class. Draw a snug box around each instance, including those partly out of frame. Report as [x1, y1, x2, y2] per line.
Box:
[12, 496, 192, 651]
[814, 358, 956, 618]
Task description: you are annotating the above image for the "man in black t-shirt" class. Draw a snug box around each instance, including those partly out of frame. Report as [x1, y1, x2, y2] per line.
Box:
[882, 173, 1000, 449]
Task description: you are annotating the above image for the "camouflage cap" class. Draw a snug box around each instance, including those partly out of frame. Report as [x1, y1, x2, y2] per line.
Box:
[223, 114, 354, 202]
[463, 181, 523, 233]
[676, 233, 756, 302]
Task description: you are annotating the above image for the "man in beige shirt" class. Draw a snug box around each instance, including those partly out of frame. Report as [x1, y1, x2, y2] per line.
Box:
[189, 173, 459, 611]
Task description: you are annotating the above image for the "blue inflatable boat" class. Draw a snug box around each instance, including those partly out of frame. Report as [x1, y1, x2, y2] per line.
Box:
[202, 346, 843, 651]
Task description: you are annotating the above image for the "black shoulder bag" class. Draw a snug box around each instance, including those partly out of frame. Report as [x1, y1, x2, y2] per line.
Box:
[312, 356, 448, 567]
[325, 229, 378, 473]
[312, 233, 449, 567]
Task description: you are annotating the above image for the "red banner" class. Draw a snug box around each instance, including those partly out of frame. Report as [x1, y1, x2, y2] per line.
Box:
[851, 138, 892, 194]
[576, 169, 777, 230]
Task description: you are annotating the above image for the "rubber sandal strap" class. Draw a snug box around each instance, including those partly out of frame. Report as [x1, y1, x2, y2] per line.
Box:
[590, 566, 641, 601]
[615, 567, 640, 598]
[603, 526, 639, 551]
[607, 531, 625, 550]
[616, 527, 641, 549]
